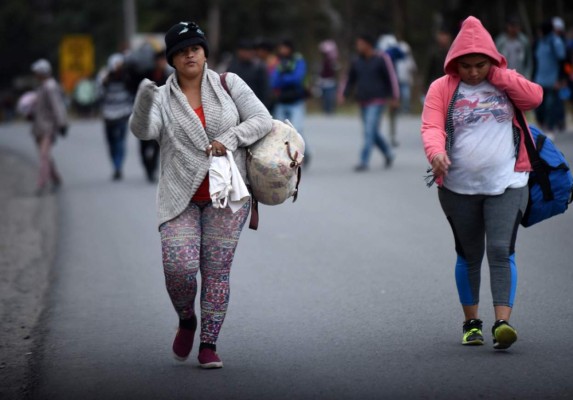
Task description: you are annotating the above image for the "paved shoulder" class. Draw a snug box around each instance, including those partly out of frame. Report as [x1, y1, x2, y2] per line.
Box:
[0, 148, 57, 399]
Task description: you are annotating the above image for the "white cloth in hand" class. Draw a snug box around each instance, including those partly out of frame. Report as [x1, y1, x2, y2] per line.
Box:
[209, 151, 250, 212]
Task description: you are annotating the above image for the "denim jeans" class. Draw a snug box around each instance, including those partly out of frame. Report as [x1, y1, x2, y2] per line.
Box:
[321, 86, 337, 114]
[104, 117, 128, 172]
[535, 87, 561, 131]
[274, 100, 308, 152]
[399, 82, 411, 113]
[359, 104, 392, 167]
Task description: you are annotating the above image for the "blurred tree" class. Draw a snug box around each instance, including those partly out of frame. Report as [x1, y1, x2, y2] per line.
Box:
[2, 0, 573, 100]
[0, 1, 38, 89]
[207, 0, 221, 61]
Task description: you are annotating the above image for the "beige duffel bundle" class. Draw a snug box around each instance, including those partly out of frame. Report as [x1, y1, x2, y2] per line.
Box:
[247, 119, 305, 205]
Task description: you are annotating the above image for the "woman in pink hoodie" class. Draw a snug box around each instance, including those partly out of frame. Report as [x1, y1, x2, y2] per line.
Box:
[421, 17, 542, 350]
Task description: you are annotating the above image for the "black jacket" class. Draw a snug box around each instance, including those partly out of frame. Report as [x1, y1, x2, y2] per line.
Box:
[227, 59, 269, 107]
[344, 53, 398, 103]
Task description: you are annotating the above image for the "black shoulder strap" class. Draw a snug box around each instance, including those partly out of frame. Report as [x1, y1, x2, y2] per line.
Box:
[512, 105, 540, 168]
[511, 100, 554, 200]
[220, 72, 230, 95]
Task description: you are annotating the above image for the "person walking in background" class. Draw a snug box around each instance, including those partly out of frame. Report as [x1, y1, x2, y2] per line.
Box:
[495, 16, 533, 80]
[533, 20, 566, 137]
[99, 53, 135, 181]
[424, 27, 453, 95]
[227, 39, 269, 107]
[30, 59, 68, 196]
[395, 37, 417, 114]
[552, 17, 569, 133]
[255, 39, 279, 112]
[318, 39, 339, 115]
[130, 21, 272, 369]
[271, 39, 310, 162]
[425, 27, 452, 91]
[139, 51, 171, 182]
[378, 33, 416, 146]
[342, 34, 399, 171]
[564, 25, 573, 119]
[422, 16, 542, 350]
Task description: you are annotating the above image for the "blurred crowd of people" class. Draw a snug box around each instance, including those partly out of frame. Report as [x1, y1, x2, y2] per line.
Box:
[16, 13, 573, 190]
[96, 49, 172, 182]
[91, 33, 412, 178]
[14, 29, 421, 184]
[219, 34, 417, 170]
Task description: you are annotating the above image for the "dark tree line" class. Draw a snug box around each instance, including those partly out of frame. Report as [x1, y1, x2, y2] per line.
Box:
[1, 0, 572, 90]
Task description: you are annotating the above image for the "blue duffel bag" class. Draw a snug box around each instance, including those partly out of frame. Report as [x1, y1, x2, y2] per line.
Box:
[519, 123, 573, 227]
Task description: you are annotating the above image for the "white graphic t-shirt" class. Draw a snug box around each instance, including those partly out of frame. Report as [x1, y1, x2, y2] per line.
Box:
[444, 80, 528, 195]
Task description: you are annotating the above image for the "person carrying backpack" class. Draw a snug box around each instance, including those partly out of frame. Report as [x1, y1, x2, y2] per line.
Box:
[30, 59, 68, 195]
[421, 16, 543, 350]
[129, 21, 272, 369]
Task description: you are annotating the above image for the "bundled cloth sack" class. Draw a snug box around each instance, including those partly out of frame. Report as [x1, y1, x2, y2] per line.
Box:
[16, 91, 37, 118]
[209, 151, 250, 212]
[247, 119, 305, 205]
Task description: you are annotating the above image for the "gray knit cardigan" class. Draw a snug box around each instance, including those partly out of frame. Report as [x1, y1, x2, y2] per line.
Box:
[129, 66, 273, 227]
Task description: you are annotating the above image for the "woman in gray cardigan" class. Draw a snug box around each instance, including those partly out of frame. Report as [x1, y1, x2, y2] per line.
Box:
[130, 22, 272, 369]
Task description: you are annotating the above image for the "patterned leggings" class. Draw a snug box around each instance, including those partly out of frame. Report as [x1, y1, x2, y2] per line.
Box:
[159, 201, 250, 345]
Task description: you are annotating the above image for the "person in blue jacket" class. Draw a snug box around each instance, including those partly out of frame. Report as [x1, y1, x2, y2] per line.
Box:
[533, 20, 566, 136]
[271, 39, 310, 163]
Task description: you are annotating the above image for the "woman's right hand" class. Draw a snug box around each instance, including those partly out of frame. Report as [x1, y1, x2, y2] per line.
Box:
[134, 79, 159, 113]
[205, 140, 227, 157]
[431, 153, 451, 178]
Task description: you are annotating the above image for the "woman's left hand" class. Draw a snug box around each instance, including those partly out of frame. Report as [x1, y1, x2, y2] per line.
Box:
[207, 140, 227, 157]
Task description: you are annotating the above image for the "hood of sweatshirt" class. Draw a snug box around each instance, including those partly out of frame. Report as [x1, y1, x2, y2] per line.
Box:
[444, 16, 507, 76]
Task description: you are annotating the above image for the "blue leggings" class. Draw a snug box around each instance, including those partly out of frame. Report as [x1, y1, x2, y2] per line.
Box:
[438, 186, 528, 307]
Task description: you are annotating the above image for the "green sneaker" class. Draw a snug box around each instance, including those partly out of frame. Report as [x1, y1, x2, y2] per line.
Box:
[462, 319, 484, 345]
[492, 320, 517, 350]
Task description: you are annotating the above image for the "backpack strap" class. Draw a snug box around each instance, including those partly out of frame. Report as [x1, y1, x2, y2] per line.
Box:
[284, 140, 303, 202]
[425, 83, 460, 187]
[220, 72, 260, 230]
[248, 195, 259, 230]
[511, 102, 554, 201]
[220, 72, 230, 94]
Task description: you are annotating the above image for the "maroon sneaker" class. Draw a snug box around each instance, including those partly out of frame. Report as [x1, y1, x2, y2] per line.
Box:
[198, 348, 223, 369]
[172, 316, 197, 361]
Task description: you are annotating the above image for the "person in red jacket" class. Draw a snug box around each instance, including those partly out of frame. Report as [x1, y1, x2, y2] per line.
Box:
[421, 16, 543, 350]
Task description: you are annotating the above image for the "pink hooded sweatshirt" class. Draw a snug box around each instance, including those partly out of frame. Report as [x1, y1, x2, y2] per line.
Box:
[421, 16, 543, 186]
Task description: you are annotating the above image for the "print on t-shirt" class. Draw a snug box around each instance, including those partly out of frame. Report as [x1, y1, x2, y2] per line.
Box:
[453, 88, 512, 128]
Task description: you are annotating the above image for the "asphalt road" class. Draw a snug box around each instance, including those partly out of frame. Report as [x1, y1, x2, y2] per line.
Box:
[1, 113, 572, 400]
